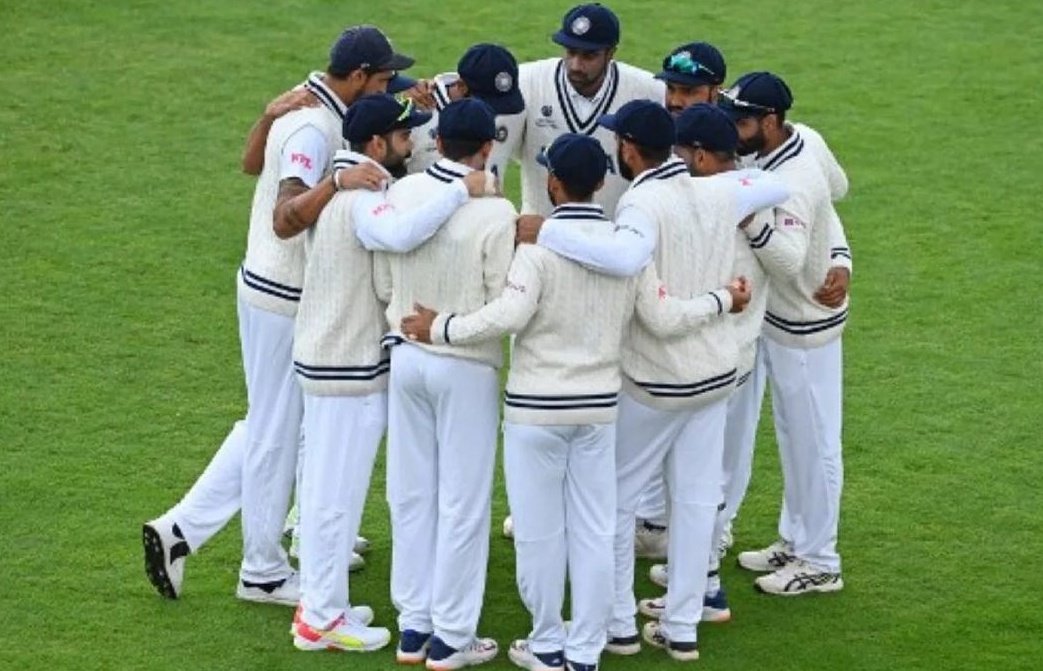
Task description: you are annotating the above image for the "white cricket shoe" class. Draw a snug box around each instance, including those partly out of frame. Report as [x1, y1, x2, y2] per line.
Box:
[503, 515, 514, 539]
[754, 559, 844, 596]
[290, 603, 374, 634]
[637, 590, 732, 623]
[717, 526, 734, 559]
[641, 621, 699, 662]
[649, 563, 668, 588]
[236, 571, 300, 606]
[507, 639, 565, 670]
[350, 551, 366, 572]
[426, 635, 499, 669]
[293, 612, 391, 652]
[603, 633, 641, 656]
[737, 539, 795, 572]
[142, 516, 189, 599]
[354, 535, 371, 554]
[634, 520, 669, 559]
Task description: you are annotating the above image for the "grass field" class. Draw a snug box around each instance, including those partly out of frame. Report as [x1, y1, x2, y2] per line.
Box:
[2, 0, 1042, 669]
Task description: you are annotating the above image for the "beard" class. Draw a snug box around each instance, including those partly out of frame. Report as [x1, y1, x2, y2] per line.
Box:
[737, 126, 766, 156]
[617, 146, 634, 182]
[383, 146, 411, 179]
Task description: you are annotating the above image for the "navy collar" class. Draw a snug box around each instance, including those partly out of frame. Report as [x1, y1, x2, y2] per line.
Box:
[549, 203, 608, 221]
[304, 71, 348, 120]
[758, 125, 804, 172]
[425, 158, 473, 183]
[630, 157, 689, 189]
[553, 60, 620, 135]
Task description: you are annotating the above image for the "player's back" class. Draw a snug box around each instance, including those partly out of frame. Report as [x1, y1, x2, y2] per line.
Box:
[381, 163, 516, 367]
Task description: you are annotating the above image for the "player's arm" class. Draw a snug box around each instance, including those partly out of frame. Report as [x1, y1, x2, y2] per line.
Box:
[744, 204, 811, 279]
[814, 208, 853, 308]
[372, 251, 393, 305]
[483, 211, 518, 300]
[633, 264, 748, 337]
[400, 248, 542, 345]
[534, 204, 657, 278]
[722, 168, 792, 225]
[352, 172, 491, 253]
[241, 87, 319, 175]
[797, 123, 849, 201]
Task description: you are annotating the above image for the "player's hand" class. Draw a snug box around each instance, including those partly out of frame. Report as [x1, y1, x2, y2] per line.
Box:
[727, 276, 752, 313]
[401, 303, 437, 344]
[264, 88, 319, 119]
[462, 170, 498, 197]
[814, 266, 850, 308]
[515, 215, 546, 246]
[337, 164, 386, 192]
[402, 80, 437, 111]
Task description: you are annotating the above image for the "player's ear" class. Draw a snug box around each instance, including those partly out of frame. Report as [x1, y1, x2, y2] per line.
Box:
[480, 139, 494, 161]
[604, 47, 617, 62]
[435, 135, 445, 156]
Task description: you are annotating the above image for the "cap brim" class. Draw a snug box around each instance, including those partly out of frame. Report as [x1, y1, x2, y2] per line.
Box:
[535, 150, 551, 169]
[387, 73, 417, 94]
[474, 89, 525, 116]
[551, 31, 614, 52]
[717, 101, 755, 121]
[597, 112, 620, 132]
[655, 71, 716, 87]
[396, 109, 433, 131]
[378, 53, 415, 71]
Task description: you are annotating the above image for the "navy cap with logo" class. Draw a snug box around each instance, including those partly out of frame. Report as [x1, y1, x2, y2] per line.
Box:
[387, 73, 417, 94]
[438, 98, 497, 143]
[457, 44, 525, 115]
[329, 25, 415, 77]
[675, 103, 738, 154]
[718, 71, 793, 120]
[656, 42, 726, 87]
[552, 3, 620, 51]
[598, 99, 676, 150]
[537, 133, 608, 195]
[342, 93, 431, 144]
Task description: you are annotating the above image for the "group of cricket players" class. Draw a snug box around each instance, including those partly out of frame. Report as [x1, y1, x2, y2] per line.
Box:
[142, 3, 853, 669]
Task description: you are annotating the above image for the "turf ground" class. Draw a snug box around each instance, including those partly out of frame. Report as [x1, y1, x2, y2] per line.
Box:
[2, 0, 1041, 669]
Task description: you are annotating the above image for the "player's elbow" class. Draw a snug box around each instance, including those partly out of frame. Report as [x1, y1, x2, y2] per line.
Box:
[272, 207, 297, 240]
[241, 154, 263, 176]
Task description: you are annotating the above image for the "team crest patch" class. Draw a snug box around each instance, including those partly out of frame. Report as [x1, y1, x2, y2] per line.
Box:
[494, 71, 513, 93]
[541, 105, 553, 117]
[496, 125, 509, 142]
[571, 15, 591, 35]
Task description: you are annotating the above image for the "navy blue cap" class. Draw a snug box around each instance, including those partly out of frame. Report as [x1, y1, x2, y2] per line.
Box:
[656, 42, 726, 87]
[598, 99, 675, 150]
[675, 103, 738, 154]
[342, 93, 431, 143]
[386, 73, 417, 94]
[552, 3, 620, 51]
[329, 25, 414, 76]
[537, 133, 608, 195]
[457, 44, 525, 115]
[718, 71, 793, 120]
[438, 98, 497, 143]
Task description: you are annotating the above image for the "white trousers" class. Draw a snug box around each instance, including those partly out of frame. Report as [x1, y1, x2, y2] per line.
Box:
[611, 391, 728, 644]
[298, 391, 387, 628]
[635, 471, 668, 526]
[169, 298, 301, 583]
[387, 345, 499, 649]
[762, 337, 844, 572]
[505, 422, 615, 666]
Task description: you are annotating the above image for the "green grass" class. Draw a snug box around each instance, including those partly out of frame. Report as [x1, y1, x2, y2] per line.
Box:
[2, 0, 1041, 669]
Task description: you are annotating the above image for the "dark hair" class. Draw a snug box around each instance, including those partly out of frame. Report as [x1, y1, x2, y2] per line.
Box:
[348, 140, 369, 153]
[633, 143, 673, 164]
[439, 137, 488, 161]
[555, 177, 597, 202]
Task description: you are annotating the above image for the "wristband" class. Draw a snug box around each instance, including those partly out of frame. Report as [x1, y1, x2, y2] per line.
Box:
[332, 170, 343, 192]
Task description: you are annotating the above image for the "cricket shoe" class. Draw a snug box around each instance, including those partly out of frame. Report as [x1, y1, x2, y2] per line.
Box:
[425, 635, 499, 670]
[503, 515, 514, 539]
[641, 621, 699, 662]
[754, 559, 844, 596]
[637, 590, 732, 623]
[236, 571, 300, 606]
[737, 539, 795, 572]
[602, 633, 641, 656]
[354, 535, 371, 554]
[142, 516, 190, 599]
[288, 535, 365, 572]
[397, 629, 432, 665]
[293, 613, 391, 652]
[649, 563, 669, 588]
[717, 526, 734, 559]
[566, 662, 597, 671]
[291, 604, 374, 634]
[634, 520, 669, 559]
[507, 639, 564, 670]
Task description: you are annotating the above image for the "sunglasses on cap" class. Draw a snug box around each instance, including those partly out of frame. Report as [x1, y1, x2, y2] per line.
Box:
[665, 52, 717, 79]
[718, 88, 776, 115]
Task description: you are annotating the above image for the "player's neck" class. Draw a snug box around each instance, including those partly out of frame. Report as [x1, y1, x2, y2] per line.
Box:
[570, 69, 609, 99]
[759, 125, 792, 158]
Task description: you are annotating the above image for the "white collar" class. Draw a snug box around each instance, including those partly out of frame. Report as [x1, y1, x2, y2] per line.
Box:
[332, 150, 393, 183]
[305, 71, 348, 119]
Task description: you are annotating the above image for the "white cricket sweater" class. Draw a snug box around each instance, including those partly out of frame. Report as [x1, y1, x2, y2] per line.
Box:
[238, 73, 345, 317]
[513, 58, 664, 217]
[375, 158, 517, 368]
[292, 163, 390, 397]
[752, 128, 851, 348]
[619, 159, 740, 410]
[731, 208, 772, 380]
[406, 74, 525, 181]
[429, 204, 733, 425]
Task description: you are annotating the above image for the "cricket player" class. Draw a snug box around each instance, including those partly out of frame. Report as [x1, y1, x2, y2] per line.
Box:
[719, 72, 852, 595]
[141, 26, 416, 605]
[398, 131, 753, 671]
[509, 3, 665, 218]
[405, 43, 526, 180]
[374, 98, 515, 670]
[630, 40, 730, 560]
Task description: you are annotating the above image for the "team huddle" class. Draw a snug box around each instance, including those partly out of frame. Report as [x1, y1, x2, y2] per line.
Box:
[142, 3, 852, 670]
